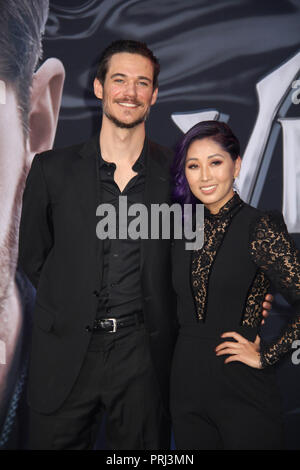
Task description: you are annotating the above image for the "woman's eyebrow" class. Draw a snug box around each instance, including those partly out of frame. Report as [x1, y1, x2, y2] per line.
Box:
[207, 153, 224, 159]
[186, 153, 224, 162]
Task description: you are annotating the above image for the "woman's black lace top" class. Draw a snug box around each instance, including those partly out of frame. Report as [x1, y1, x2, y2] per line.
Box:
[191, 192, 300, 368]
[249, 210, 300, 367]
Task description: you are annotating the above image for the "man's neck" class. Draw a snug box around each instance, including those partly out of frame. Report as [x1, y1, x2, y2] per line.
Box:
[99, 118, 146, 166]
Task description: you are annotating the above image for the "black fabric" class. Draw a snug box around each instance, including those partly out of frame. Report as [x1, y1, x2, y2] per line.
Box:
[28, 324, 170, 450]
[170, 333, 284, 450]
[18, 134, 177, 437]
[95, 137, 146, 319]
[170, 199, 298, 449]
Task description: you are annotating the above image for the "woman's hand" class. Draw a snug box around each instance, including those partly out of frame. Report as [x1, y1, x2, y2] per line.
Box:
[215, 332, 262, 369]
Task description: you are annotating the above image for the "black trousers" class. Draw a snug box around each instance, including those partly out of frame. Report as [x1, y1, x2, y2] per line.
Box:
[170, 333, 285, 450]
[28, 324, 170, 450]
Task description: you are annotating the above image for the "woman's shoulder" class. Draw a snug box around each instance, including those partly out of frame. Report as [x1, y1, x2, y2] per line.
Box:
[240, 204, 292, 264]
[240, 203, 287, 235]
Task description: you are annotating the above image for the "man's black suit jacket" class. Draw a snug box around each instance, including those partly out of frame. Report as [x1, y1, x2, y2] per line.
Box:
[18, 135, 178, 415]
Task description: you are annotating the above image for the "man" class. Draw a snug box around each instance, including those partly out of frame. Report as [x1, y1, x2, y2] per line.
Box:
[0, 0, 65, 449]
[19, 39, 272, 450]
[19, 39, 176, 450]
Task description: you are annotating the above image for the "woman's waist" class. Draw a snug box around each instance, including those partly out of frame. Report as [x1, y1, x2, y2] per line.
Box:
[178, 322, 259, 342]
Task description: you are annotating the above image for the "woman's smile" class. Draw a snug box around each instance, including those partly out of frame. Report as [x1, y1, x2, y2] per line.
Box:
[199, 184, 218, 194]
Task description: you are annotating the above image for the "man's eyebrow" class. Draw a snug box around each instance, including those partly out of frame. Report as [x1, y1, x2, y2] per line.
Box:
[110, 73, 126, 79]
[110, 73, 152, 82]
[137, 76, 152, 82]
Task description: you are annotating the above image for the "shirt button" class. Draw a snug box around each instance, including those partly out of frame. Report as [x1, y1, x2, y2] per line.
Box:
[85, 325, 92, 332]
[107, 308, 111, 313]
[93, 290, 99, 297]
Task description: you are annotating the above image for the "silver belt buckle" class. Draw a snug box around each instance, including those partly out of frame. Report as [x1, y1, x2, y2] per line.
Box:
[106, 318, 117, 333]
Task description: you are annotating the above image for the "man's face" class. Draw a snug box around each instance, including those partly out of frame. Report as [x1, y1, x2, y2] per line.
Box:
[0, 84, 29, 315]
[95, 52, 158, 129]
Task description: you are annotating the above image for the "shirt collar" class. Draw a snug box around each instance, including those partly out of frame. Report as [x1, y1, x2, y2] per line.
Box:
[96, 135, 147, 171]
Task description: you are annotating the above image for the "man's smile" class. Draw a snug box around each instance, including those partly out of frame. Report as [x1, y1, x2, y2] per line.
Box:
[117, 101, 140, 108]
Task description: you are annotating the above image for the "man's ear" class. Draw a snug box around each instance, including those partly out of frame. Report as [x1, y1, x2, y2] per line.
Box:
[94, 78, 103, 100]
[151, 87, 158, 106]
[28, 58, 65, 156]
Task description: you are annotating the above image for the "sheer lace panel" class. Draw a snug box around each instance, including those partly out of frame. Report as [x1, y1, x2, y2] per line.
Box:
[191, 193, 243, 321]
[249, 211, 300, 367]
[191, 217, 231, 320]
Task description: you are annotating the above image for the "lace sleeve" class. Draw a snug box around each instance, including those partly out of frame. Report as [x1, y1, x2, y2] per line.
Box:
[249, 211, 300, 368]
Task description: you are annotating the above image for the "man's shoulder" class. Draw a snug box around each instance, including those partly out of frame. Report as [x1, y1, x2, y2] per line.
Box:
[36, 140, 88, 165]
[148, 139, 174, 169]
[35, 136, 174, 171]
[148, 139, 173, 157]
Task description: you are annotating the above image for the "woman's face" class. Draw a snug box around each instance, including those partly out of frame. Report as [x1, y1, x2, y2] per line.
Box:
[185, 137, 241, 214]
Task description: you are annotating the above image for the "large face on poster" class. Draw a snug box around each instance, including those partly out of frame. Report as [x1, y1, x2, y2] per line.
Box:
[0, 0, 64, 448]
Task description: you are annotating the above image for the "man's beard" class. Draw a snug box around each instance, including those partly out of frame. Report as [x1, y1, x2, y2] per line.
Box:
[102, 95, 151, 129]
[103, 109, 149, 129]
[0, 158, 29, 342]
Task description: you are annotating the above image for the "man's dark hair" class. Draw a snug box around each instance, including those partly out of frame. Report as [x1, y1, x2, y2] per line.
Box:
[96, 39, 160, 90]
[0, 0, 49, 136]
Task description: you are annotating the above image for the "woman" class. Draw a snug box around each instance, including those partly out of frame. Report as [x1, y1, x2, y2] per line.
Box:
[170, 120, 300, 450]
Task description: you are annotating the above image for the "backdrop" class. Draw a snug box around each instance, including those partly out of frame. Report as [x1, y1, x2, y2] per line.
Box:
[0, 0, 299, 450]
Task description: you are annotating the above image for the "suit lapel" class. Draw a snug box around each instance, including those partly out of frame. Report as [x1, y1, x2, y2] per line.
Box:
[77, 135, 104, 288]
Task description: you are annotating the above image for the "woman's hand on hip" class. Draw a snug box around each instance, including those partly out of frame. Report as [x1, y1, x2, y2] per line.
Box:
[215, 332, 262, 369]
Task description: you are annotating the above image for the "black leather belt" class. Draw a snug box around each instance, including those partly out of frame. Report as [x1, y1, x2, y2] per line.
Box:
[92, 312, 144, 333]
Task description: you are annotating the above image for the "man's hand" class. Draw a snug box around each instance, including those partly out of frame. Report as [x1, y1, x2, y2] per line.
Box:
[261, 293, 273, 325]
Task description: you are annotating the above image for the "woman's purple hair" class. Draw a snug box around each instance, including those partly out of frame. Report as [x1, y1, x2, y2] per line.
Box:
[171, 120, 240, 206]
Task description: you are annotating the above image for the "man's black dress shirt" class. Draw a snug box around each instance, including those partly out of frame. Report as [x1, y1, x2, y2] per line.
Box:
[94, 138, 146, 319]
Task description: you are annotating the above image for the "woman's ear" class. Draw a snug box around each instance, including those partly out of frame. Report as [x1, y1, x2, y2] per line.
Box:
[234, 156, 242, 179]
[28, 58, 65, 156]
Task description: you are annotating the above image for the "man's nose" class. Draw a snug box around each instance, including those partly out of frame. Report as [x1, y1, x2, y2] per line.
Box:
[124, 81, 137, 97]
